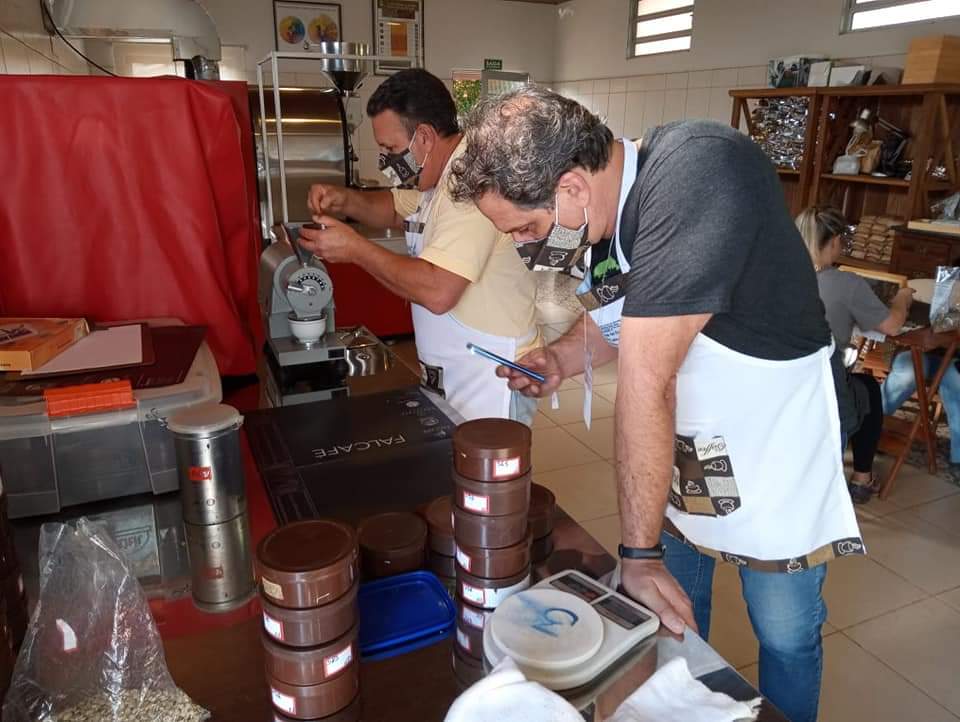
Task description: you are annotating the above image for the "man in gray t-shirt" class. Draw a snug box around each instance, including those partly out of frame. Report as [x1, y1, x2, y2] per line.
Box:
[451, 87, 864, 722]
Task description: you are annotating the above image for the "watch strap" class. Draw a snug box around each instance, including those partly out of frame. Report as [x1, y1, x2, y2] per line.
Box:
[618, 543, 666, 560]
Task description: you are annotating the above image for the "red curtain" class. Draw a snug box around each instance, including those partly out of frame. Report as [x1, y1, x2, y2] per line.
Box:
[0, 75, 261, 375]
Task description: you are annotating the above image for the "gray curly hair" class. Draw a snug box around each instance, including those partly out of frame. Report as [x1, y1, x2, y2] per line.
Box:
[449, 86, 614, 209]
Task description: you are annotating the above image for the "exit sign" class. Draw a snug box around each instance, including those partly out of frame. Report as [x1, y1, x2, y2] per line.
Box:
[484, 58, 503, 70]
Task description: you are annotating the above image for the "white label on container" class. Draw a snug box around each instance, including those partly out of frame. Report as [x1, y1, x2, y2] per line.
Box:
[271, 688, 297, 715]
[261, 577, 284, 601]
[263, 612, 284, 641]
[462, 491, 490, 514]
[323, 643, 354, 677]
[461, 605, 485, 629]
[494, 457, 521, 479]
[461, 582, 485, 606]
[57, 619, 77, 653]
[481, 575, 532, 609]
[455, 546, 472, 573]
[456, 628, 471, 652]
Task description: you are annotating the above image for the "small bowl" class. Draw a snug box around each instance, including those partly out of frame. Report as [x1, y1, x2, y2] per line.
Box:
[288, 315, 326, 346]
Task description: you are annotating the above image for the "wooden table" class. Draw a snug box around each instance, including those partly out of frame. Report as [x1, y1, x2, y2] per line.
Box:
[10, 349, 788, 722]
[877, 326, 960, 498]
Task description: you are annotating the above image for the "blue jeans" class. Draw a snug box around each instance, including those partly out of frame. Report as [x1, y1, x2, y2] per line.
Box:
[881, 352, 960, 463]
[662, 531, 828, 722]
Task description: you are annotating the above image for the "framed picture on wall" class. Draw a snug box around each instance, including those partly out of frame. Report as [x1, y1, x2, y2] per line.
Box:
[274, 1, 342, 50]
[372, 0, 424, 75]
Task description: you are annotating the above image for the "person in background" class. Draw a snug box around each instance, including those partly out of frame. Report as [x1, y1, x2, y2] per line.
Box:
[881, 260, 960, 469]
[797, 206, 914, 503]
[450, 87, 863, 722]
[297, 69, 539, 423]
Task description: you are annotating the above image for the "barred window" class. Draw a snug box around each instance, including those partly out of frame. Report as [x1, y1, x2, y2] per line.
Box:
[842, 0, 960, 32]
[628, 0, 694, 58]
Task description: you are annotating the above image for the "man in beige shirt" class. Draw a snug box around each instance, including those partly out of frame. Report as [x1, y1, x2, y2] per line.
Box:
[298, 68, 538, 423]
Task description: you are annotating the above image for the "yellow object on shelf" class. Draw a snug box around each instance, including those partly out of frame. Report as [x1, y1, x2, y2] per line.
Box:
[0, 318, 89, 372]
[903, 35, 960, 85]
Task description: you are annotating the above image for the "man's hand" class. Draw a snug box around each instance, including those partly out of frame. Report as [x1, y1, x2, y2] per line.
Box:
[496, 347, 564, 398]
[620, 558, 696, 635]
[298, 215, 367, 264]
[307, 184, 349, 217]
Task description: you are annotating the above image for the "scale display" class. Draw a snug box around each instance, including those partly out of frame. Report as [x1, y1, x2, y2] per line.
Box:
[482, 570, 660, 690]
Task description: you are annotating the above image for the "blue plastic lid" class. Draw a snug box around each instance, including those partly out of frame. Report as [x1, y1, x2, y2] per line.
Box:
[358, 571, 456, 661]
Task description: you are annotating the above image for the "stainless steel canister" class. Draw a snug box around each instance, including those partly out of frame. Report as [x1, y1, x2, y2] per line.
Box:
[167, 404, 246, 525]
[184, 512, 256, 612]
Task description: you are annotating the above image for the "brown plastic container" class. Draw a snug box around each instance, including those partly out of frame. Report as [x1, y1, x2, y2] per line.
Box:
[531, 533, 554, 564]
[453, 419, 531, 481]
[269, 663, 360, 720]
[263, 625, 359, 686]
[422, 496, 455, 556]
[528, 484, 556, 539]
[429, 551, 457, 578]
[458, 600, 494, 632]
[271, 693, 361, 722]
[455, 533, 531, 579]
[452, 505, 527, 549]
[357, 512, 427, 579]
[455, 616, 483, 660]
[262, 582, 359, 648]
[452, 647, 485, 688]
[257, 520, 358, 609]
[457, 567, 530, 610]
[453, 471, 531, 518]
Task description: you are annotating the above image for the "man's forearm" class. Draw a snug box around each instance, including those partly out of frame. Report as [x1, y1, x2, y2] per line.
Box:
[548, 313, 619, 379]
[351, 239, 455, 309]
[615, 370, 676, 548]
[341, 189, 402, 229]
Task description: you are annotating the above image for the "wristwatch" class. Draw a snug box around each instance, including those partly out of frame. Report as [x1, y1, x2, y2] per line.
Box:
[618, 543, 666, 560]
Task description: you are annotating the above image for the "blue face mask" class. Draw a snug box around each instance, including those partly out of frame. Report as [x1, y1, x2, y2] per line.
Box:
[515, 195, 590, 272]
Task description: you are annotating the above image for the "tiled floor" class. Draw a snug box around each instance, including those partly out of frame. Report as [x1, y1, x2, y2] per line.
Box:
[528, 323, 960, 722]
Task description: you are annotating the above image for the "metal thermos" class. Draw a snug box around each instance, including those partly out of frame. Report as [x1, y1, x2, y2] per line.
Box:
[168, 404, 246, 525]
[184, 513, 256, 613]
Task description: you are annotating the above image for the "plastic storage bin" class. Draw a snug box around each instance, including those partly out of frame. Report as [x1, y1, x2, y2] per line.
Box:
[0, 341, 220, 518]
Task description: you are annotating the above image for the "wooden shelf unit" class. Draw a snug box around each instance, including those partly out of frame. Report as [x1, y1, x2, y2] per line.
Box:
[730, 89, 821, 217]
[730, 85, 960, 234]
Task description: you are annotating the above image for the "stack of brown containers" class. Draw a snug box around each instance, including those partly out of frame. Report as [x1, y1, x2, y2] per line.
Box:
[421, 496, 457, 595]
[528, 484, 557, 564]
[256, 520, 362, 722]
[450, 419, 533, 684]
[357, 511, 427, 580]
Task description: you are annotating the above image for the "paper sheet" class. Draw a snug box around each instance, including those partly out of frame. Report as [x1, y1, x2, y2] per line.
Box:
[21, 325, 143, 376]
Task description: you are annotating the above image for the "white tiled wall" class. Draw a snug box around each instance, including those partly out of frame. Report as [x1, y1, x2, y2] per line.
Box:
[552, 63, 762, 136]
[0, 33, 91, 75]
[550, 53, 909, 137]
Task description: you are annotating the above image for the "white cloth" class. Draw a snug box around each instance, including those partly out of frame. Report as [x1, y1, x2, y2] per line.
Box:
[668, 333, 863, 563]
[443, 658, 582, 722]
[445, 656, 759, 722]
[609, 657, 760, 722]
[405, 191, 526, 421]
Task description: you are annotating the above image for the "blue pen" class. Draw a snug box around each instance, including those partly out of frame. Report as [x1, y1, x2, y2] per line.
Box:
[466, 343, 547, 383]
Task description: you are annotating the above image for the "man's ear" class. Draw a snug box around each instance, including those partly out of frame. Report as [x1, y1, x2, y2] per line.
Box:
[556, 170, 591, 211]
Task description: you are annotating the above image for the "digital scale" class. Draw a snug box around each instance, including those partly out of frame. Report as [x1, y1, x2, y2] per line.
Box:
[482, 569, 660, 691]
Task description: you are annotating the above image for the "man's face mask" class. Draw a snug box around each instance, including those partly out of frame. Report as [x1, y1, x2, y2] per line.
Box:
[515, 195, 590, 272]
[379, 133, 427, 188]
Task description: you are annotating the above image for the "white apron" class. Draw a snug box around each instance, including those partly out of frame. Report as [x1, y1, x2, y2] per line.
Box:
[404, 190, 526, 421]
[578, 139, 864, 570]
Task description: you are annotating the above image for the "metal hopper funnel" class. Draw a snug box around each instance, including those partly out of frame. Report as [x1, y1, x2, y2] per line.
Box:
[315, 42, 372, 94]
